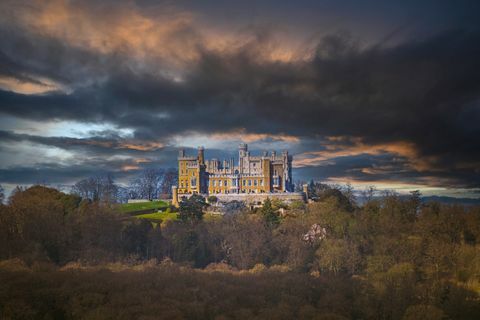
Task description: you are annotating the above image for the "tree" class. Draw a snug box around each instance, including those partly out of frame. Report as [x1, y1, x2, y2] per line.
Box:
[314, 239, 360, 275]
[130, 169, 162, 200]
[71, 174, 118, 203]
[261, 198, 279, 227]
[218, 213, 272, 269]
[159, 168, 178, 197]
[69, 201, 123, 262]
[8, 186, 82, 263]
[361, 186, 377, 203]
[122, 219, 153, 259]
[179, 194, 207, 222]
[0, 184, 4, 204]
[207, 195, 218, 204]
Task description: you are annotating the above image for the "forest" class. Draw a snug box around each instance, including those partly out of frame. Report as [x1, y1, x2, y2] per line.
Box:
[0, 184, 479, 319]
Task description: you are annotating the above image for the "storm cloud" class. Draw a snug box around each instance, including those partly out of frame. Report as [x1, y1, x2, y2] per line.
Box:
[0, 0, 479, 196]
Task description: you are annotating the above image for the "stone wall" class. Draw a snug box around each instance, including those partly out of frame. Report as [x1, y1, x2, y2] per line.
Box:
[127, 199, 151, 203]
[178, 192, 305, 205]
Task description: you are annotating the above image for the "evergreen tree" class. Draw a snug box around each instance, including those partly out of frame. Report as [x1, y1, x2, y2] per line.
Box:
[179, 194, 207, 223]
[261, 198, 279, 226]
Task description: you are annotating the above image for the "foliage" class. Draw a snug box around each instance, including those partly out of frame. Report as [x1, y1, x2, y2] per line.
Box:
[1, 185, 480, 318]
[207, 195, 218, 203]
[261, 198, 280, 226]
[179, 194, 207, 222]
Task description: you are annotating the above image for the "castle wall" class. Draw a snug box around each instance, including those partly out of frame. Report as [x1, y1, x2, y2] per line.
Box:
[177, 144, 294, 197]
[214, 192, 305, 204]
[178, 192, 305, 205]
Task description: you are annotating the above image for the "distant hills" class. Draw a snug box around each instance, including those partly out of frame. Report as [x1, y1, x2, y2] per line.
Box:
[420, 196, 480, 206]
[355, 195, 480, 206]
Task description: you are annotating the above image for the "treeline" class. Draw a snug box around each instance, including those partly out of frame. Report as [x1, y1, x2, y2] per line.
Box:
[1, 185, 480, 319]
[69, 168, 177, 203]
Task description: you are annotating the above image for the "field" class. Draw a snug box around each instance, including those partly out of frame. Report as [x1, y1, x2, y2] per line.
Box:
[118, 200, 169, 214]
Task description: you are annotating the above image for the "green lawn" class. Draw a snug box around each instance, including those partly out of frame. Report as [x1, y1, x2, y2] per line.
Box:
[135, 211, 179, 223]
[118, 200, 169, 214]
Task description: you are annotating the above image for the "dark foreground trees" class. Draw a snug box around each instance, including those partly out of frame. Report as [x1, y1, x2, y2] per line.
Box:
[0, 260, 479, 320]
[0, 185, 480, 319]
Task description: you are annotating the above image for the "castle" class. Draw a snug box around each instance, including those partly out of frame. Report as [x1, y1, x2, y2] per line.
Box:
[172, 144, 305, 206]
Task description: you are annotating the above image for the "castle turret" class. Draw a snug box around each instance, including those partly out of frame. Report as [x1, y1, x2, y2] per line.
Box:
[198, 146, 205, 165]
[172, 185, 179, 207]
[239, 143, 247, 157]
[239, 143, 247, 173]
[303, 184, 309, 201]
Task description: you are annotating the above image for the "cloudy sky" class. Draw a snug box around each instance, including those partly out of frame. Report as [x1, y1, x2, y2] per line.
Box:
[0, 0, 479, 198]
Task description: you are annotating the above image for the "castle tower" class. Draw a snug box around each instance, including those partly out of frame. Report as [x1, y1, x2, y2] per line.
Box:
[239, 143, 247, 157]
[198, 146, 205, 165]
[303, 184, 309, 201]
[239, 143, 247, 173]
[172, 185, 179, 207]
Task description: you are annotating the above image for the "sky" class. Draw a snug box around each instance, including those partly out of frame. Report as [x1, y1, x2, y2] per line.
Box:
[0, 0, 479, 198]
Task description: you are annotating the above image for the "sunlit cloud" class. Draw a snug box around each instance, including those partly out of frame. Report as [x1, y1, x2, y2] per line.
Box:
[0, 75, 66, 95]
[171, 130, 300, 150]
[209, 130, 300, 143]
[294, 136, 436, 172]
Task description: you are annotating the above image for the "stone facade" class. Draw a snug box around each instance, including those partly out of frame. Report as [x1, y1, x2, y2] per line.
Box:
[177, 144, 293, 195]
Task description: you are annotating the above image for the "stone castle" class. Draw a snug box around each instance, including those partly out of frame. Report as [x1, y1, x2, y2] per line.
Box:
[172, 144, 305, 206]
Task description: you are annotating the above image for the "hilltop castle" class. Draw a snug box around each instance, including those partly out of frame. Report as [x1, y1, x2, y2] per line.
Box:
[172, 144, 304, 206]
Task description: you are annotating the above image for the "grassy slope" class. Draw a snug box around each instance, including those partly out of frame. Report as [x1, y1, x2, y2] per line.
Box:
[118, 200, 169, 213]
[135, 211, 179, 222]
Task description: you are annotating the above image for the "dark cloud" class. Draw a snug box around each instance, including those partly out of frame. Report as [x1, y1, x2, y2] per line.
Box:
[0, 0, 479, 193]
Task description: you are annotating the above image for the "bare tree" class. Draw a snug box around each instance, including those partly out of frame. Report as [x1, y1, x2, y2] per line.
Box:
[71, 174, 118, 203]
[0, 184, 4, 204]
[130, 169, 162, 200]
[159, 168, 177, 198]
[361, 186, 377, 203]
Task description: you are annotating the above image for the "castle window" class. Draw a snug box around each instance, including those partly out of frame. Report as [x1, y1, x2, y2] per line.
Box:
[248, 180, 252, 186]
[191, 178, 196, 187]
[260, 180, 264, 186]
[219, 180, 222, 187]
[243, 180, 246, 186]
[254, 180, 258, 186]
[224, 180, 228, 186]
